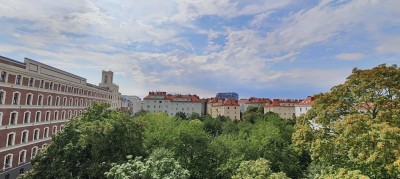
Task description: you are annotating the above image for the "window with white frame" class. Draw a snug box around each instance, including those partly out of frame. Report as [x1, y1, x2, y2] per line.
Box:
[9, 112, 17, 125]
[45, 111, 50, 121]
[26, 93, 33, 105]
[0, 112, 3, 126]
[18, 150, 26, 164]
[40, 80, 44, 88]
[61, 111, 65, 120]
[12, 92, 20, 105]
[80, 99, 83, 106]
[52, 126, 57, 134]
[7, 133, 15, 147]
[37, 95, 43, 105]
[49, 82, 53, 90]
[75, 99, 78, 106]
[29, 77, 34, 87]
[35, 111, 41, 122]
[74, 110, 77, 116]
[0, 90, 5, 104]
[60, 125, 64, 131]
[43, 127, 49, 138]
[15, 75, 22, 85]
[33, 129, 39, 140]
[31, 147, 38, 159]
[68, 111, 72, 119]
[47, 95, 52, 106]
[54, 111, 59, 120]
[3, 154, 13, 170]
[21, 130, 28, 143]
[0, 71, 7, 82]
[23, 111, 30, 124]
[69, 98, 73, 106]
[55, 96, 60, 106]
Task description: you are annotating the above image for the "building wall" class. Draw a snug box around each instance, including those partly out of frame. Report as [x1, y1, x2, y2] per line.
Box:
[294, 105, 312, 117]
[0, 56, 120, 177]
[142, 98, 205, 117]
[207, 105, 240, 120]
[264, 106, 296, 119]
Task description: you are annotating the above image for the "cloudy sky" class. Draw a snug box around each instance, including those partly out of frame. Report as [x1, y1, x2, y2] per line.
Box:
[1, 0, 399, 99]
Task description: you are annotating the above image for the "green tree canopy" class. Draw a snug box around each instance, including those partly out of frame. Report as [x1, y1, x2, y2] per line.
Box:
[20, 103, 145, 178]
[293, 64, 400, 178]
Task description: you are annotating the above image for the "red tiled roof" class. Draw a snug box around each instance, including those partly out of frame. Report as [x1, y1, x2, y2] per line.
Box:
[207, 98, 239, 106]
[298, 96, 315, 105]
[245, 97, 271, 104]
[144, 91, 202, 102]
[264, 99, 302, 107]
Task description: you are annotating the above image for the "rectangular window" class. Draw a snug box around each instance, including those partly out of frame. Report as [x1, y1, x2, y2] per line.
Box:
[29, 77, 34, 87]
[0, 91, 4, 104]
[40, 80, 44, 88]
[13, 93, 20, 105]
[49, 82, 53, 90]
[0, 71, 6, 82]
[15, 75, 21, 85]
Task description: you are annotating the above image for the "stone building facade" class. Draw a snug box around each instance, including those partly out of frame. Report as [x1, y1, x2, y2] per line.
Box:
[0, 56, 120, 179]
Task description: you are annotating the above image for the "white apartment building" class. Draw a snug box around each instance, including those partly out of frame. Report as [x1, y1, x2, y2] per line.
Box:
[142, 92, 205, 117]
[121, 95, 142, 115]
[294, 96, 315, 117]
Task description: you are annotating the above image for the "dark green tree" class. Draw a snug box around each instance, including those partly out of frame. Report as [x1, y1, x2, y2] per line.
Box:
[20, 103, 145, 178]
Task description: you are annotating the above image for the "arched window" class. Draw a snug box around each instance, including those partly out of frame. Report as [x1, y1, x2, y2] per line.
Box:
[37, 95, 43, 105]
[43, 127, 49, 138]
[23, 111, 31, 124]
[9, 111, 18, 125]
[63, 97, 67, 106]
[52, 126, 57, 134]
[69, 98, 73, 106]
[55, 96, 60, 106]
[75, 99, 78, 106]
[80, 99, 83, 107]
[21, 130, 29, 143]
[35, 111, 41, 122]
[47, 95, 52, 106]
[61, 111, 66, 120]
[26, 93, 33, 105]
[54, 111, 59, 120]
[7, 132, 16, 147]
[45, 111, 51, 121]
[3, 154, 13, 170]
[33, 129, 40, 140]
[31, 147, 38, 159]
[18, 150, 26, 164]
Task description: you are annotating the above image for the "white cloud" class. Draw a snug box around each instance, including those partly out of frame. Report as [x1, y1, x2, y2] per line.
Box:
[336, 53, 364, 60]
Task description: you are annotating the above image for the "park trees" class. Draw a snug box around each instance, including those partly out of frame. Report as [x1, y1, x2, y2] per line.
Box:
[20, 103, 145, 178]
[293, 64, 400, 178]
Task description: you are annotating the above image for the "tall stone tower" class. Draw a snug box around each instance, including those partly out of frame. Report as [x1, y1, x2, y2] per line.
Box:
[101, 70, 113, 84]
[99, 70, 121, 109]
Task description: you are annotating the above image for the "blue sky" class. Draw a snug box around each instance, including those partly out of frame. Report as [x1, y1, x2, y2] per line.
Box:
[0, 0, 399, 99]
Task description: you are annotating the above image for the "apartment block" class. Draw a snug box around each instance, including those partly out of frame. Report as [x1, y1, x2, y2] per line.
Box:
[264, 99, 301, 119]
[142, 92, 206, 117]
[0, 56, 121, 178]
[207, 98, 240, 120]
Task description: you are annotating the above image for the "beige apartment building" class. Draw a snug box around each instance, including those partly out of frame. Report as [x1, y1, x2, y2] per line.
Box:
[207, 98, 240, 120]
[264, 99, 301, 119]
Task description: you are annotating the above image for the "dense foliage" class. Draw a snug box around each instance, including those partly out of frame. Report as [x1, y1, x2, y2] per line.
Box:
[21, 64, 399, 179]
[20, 103, 302, 178]
[293, 64, 400, 178]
